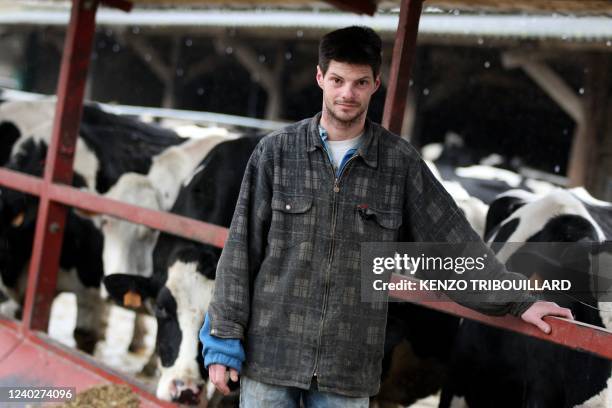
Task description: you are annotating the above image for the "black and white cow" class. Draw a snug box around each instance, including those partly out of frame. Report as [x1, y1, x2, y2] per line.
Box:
[0, 99, 183, 353]
[104, 135, 262, 405]
[422, 137, 556, 238]
[440, 188, 612, 408]
[94, 130, 235, 375]
[99, 130, 235, 286]
[0, 138, 107, 352]
[422, 136, 556, 205]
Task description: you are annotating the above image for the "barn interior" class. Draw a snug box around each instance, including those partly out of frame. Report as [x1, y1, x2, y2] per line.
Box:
[0, 1, 611, 407]
[1, 0, 611, 197]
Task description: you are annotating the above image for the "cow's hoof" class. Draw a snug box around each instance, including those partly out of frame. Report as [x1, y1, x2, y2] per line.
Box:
[73, 328, 98, 354]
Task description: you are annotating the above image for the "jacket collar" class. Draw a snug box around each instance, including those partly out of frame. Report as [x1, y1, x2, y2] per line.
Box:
[306, 112, 378, 168]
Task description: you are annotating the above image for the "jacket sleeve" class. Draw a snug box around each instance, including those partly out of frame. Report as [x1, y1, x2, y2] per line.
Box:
[200, 313, 245, 372]
[401, 158, 537, 317]
[207, 140, 272, 339]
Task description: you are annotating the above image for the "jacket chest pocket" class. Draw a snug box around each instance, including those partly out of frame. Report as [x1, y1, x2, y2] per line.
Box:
[269, 192, 314, 249]
[355, 205, 402, 242]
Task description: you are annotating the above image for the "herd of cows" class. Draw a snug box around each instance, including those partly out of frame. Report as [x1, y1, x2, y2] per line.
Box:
[0, 99, 610, 407]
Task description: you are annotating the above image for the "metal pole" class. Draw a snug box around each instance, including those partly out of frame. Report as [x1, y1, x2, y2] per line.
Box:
[382, 0, 423, 135]
[22, 0, 100, 332]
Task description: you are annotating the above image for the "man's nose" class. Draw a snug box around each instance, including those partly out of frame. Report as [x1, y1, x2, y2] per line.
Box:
[339, 84, 356, 99]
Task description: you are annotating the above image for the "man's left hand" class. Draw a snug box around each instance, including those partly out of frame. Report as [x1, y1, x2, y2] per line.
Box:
[521, 301, 574, 334]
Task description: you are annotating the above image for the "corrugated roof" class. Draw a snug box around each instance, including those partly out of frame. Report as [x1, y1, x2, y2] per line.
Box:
[1, 8, 610, 42]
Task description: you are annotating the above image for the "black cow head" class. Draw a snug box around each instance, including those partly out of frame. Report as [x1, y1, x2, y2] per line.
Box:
[0, 139, 47, 293]
[505, 215, 612, 324]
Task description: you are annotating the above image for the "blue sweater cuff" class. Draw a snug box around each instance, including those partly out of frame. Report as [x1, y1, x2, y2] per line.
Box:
[200, 313, 245, 372]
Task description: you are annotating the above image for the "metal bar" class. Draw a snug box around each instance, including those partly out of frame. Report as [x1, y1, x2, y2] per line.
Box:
[0, 168, 228, 249]
[323, 0, 377, 15]
[100, 0, 133, 12]
[0, 88, 289, 131]
[26, 332, 175, 407]
[0, 320, 174, 407]
[389, 274, 612, 361]
[382, 0, 424, 135]
[47, 182, 229, 249]
[0, 168, 42, 197]
[21, 0, 99, 333]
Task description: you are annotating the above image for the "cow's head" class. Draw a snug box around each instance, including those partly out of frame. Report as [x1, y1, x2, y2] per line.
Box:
[104, 244, 218, 405]
[0, 184, 37, 300]
[486, 189, 612, 329]
[484, 189, 536, 241]
[0, 137, 100, 305]
[95, 173, 162, 286]
[0, 139, 47, 299]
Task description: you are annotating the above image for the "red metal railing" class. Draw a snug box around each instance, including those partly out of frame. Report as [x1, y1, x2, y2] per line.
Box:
[0, 0, 610, 405]
[3, 164, 611, 361]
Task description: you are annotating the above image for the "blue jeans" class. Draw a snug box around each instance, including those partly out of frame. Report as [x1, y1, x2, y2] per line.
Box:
[239, 375, 369, 408]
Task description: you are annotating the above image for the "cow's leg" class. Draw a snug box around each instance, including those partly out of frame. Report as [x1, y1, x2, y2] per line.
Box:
[128, 312, 149, 353]
[74, 286, 108, 354]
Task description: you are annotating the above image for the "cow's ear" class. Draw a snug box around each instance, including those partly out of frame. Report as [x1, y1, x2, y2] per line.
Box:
[196, 247, 219, 280]
[104, 274, 158, 309]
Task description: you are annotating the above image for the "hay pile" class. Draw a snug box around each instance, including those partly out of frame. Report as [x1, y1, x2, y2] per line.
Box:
[59, 384, 140, 408]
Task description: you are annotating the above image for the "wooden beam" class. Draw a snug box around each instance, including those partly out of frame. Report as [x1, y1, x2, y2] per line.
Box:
[214, 37, 284, 120]
[567, 55, 610, 189]
[117, 32, 171, 84]
[323, 0, 377, 16]
[382, 0, 424, 135]
[502, 52, 584, 123]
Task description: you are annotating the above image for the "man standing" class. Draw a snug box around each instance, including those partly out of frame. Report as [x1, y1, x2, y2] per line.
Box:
[200, 26, 572, 407]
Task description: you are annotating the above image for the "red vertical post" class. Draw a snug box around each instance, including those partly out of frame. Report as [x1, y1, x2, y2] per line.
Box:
[21, 0, 99, 332]
[382, 0, 424, 135]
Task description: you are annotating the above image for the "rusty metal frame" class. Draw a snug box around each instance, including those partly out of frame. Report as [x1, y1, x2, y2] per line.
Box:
[20, 0, 100, 334]
[0, 0, 610, 403]
[382, 0, 424, 134]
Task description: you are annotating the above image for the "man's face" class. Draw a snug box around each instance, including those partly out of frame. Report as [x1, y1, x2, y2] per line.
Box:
[317, 60, 381, 127]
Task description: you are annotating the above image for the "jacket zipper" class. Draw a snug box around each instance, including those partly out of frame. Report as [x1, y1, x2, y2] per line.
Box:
[312, 152, 358, 379]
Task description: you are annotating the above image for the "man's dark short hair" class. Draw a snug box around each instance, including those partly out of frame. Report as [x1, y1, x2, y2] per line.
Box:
[318, 26, 382, 78]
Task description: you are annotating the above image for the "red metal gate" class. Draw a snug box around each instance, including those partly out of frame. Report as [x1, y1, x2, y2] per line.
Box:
[0, 0, 610, 405]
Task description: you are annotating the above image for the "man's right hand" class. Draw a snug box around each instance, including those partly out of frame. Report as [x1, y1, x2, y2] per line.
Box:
[209, 364, 239, 395]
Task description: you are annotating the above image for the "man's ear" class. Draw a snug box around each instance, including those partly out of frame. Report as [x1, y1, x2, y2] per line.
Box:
[316, 65, 325, 89]
[373, 75, 381, 93]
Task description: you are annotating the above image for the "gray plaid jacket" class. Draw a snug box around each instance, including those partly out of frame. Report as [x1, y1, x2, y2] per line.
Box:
[207, 113, 535, 397]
